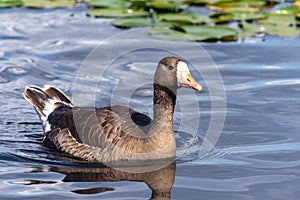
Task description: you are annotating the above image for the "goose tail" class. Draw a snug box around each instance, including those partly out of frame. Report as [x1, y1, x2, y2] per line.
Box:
[23, 86, 73, 130]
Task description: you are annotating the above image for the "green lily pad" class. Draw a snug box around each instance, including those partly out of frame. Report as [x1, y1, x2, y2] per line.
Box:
[207, 0, 266, 12]
[147, 25, 238, 42]
[0, 0, 23, 8]
[241, 24, 264, 38]
[87, 7, 148, 18]
[112, 17, 152, 28]
[178, 25, 238, 41]
[85, 0, 128, 8]
[129, 0, 187, 11]
[129, 0, 148, 8]
[159, 13, 211, 24]
[276, 5, 300, 15]
[210, 11, 267, 22]
[244, 23, 299, 37]
[151, 10, 174, 27]
[147, 27, 192, 41]
[22, 0, 76, 8]
[146, 0, 187, 10]
[259, 13, 296, 26]
[183, 0, 221, 6]
[263, 23, 299, 37]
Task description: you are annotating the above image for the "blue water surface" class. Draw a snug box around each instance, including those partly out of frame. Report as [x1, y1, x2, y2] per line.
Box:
[0, 4, 299, 200]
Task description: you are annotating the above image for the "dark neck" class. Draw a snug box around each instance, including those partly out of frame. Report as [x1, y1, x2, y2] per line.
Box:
[153, 84, 177, 123]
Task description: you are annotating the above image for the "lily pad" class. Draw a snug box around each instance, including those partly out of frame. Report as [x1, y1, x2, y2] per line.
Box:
[129, 0, 187, 11]
[146, 0, 187, 10]
[147, 27, 192, 41]
[262, 24, 299, 37]
[148, 25, 238, 41]
[183, 0, 221, 6]
[259, 13, 296, 26]
[85, 0, 128, 8]
[129, 0, 148, 8]
[210, 11, 267, 23]
[159, 13, 211, 24]
[178, 25, 238, 41]
[206, 0, 266, 12]
[0, 0, 23, 8]
[112, 17, 152, 28]
[244, 23, 299, 37]
[151, 10, 174, 27]
[276, 5, 300, 15]
[87, 7, 148, 18]
[22, 0, 76, 8]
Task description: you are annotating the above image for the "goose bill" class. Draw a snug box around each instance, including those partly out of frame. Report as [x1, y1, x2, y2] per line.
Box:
[178, 72, 202, 92]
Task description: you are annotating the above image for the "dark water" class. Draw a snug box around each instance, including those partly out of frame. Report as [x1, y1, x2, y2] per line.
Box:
[1, 5, 300, 200]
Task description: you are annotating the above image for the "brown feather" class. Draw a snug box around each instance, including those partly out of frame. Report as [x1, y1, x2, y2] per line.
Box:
[23, 86, 50, 116]
[44, 86, 73, 105]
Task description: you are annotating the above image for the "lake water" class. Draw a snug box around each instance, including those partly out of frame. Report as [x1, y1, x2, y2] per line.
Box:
[0, 5, 300, 200]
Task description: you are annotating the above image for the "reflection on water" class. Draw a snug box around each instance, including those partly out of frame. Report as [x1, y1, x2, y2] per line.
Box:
[50, 162, 175, 199]
[0, 5, 300, 200]
[15, 162, 176, 199]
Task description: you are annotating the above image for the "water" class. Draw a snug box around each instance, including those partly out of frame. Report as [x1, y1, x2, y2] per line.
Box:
[1, 5, 300, 200]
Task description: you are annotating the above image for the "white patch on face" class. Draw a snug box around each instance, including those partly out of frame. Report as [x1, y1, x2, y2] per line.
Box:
[177, 61, 189, 72]
[176, 61, 190, 86]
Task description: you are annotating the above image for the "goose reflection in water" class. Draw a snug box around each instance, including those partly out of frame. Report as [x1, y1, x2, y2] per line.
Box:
[34, 162, 176, 200]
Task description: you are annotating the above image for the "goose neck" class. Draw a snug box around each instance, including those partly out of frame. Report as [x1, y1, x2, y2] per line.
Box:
[153, 84, 177, 125]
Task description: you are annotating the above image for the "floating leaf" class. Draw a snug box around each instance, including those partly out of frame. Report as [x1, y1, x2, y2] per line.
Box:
[0, 0, 23, 8]
[183, 0, 221, 6]
[244, 23, 299, 37]
[259, 13, 296, 26]
[263, 23, 299, 37]
[207, 0, 266, 12]
[85, 0, 128, 8]
[146, 0, 187, 10]
[151, 10, 173, 27]
[241, 24, 264, 38]
[159, 13, 211, 24]
[148, 25, 238, 41]
[129, 0, 187, 10]
[276, 5, 300, 15]
[87, 7, 148, 18]
[147, 27, 192, 41]
[210, 11, 267, 22]
[129, 0, 148, 8]
[178, 25, 238, 41]
[112, 17, 152, 28]
[22, 0, 76, 8]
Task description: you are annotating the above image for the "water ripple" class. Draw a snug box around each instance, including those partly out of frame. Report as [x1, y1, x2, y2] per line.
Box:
[0, 6, 299, 200]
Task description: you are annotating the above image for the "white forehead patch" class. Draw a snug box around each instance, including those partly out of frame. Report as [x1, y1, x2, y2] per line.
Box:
[176, 61, 190, 86]
[177, 61, 189, 72]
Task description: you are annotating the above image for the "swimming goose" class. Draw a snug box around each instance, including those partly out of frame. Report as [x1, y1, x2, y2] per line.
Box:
[23, 57, 202, 164]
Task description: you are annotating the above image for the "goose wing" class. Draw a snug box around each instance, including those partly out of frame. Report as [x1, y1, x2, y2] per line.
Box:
[46, 105, 150, 149]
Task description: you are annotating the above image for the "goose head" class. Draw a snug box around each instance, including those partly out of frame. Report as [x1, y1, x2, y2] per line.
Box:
[154, 57, 202, 92]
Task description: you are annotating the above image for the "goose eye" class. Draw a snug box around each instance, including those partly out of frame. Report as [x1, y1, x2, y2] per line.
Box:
[168, 65, 174, 70]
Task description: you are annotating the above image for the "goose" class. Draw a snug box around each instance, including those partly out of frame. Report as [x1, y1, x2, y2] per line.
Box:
[23, 57, 202, 164]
